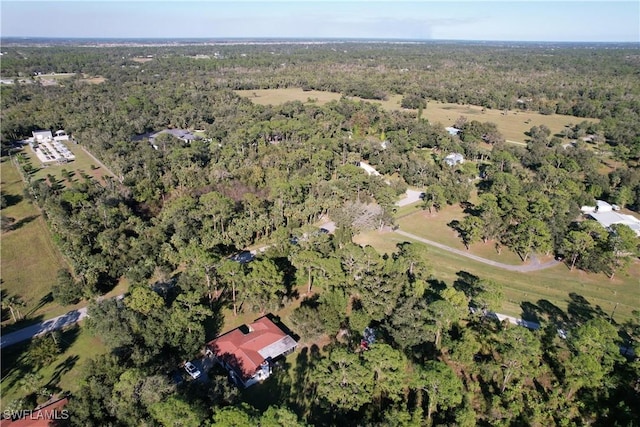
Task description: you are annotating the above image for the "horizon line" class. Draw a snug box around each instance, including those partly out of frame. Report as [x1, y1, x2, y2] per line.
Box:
[1, 36, 638, 44]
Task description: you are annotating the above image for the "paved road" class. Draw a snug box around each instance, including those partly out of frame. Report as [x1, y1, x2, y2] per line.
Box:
[394, 229, 561, 272]
[0, 307, 88, 349]
[0, 295, 124, 349]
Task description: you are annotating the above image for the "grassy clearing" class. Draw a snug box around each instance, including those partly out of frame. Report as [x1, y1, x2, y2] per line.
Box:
[236, 88, 597, 144]
[236, 88, 344, 106]
[397, 205, 525, 265]
[80, 76, 106, 84]
[33, 73, 76, 81]
[0, 325, 106, 411]
[355, 228, 639, 324]
[420, 101, 598, 143]
[1, 158, 71, 327]
[19, 143, 112, 186]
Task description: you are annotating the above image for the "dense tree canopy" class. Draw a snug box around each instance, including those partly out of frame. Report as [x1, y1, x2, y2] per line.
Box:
[1, 40, 638, 426]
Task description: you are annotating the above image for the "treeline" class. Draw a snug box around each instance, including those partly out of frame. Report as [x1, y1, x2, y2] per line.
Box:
[46, 225, 638, 426]
[66, 237, 640, 425]
[6, 77, 640, 300]
[2, 42, 640, 149]
[448, 122, 640, 274]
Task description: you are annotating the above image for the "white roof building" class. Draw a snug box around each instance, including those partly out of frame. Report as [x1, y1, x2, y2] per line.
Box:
[445, 127, 461, 136]
[32, 130, 53, 141]
[587, 200, 640, 237]
[444, 152, 464, 166]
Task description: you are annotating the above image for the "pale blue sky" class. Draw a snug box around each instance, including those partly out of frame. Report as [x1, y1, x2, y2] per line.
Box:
[1, 1, 638, 42]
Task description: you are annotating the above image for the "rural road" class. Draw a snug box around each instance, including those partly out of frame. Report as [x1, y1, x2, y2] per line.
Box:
[394, 229, 561, 272]
[0, 307, 88, 349]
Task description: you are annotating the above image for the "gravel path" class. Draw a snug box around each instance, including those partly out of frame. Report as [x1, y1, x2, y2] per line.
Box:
[394, 229, 561, 272]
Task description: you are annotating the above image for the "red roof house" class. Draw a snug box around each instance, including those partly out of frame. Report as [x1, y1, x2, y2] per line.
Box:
[0, 398, 69, 427]
[207, 316, 297, 388]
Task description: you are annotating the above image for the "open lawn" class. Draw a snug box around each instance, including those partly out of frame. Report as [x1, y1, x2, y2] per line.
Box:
[421, 101, 598, 143]
[236, 88, 598, 145]
[397, 205, 526, 265]
[80, 75, 106, 84]
[354, 228, 639, 324]
[1, 158, 74, 328]
[19, 143, 113, 186]
[236, 88, 344, 106]
[0, 324, 106, 412]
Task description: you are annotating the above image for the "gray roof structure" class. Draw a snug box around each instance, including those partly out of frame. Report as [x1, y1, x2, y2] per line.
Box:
[149, 129, 198, 142]
[588, 211, 640, 236]
[258, 335, 298, 360]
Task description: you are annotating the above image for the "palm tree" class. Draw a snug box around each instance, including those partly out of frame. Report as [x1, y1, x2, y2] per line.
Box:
[2, 294, 25, 323]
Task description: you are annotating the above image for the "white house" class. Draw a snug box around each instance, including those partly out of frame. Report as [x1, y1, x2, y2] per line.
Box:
[32, 130, 53, 142]
[444, 152, 465, 166]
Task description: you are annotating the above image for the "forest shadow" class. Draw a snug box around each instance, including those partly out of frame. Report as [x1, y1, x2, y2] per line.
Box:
[6, 214, 39, 232]
[2, 193, 23, 208]
[0, 288, 8, 322]
[57, 324, 81, 354]
[0, 340, 32, 390]
[427, 278, 447, 296]
[272, 256, 298, 301]
[0, 326, 77, 393]
[453, 271, 481, 298]
[520, 301, 540, 323]
[241, 356, 293, 413]
[447, 219, 462, 235]
[25, 292, 53, 318]
[567, 292, 607, 325]
[94, 272, 119, 295]
[537, 299, 569, 326]
[459, 201, 479, 216]
[47, 355, 79, 388]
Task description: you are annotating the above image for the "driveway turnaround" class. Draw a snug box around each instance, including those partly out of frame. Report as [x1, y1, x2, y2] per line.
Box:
[394, 229, 560, 273]
[395, 189, 423, 207]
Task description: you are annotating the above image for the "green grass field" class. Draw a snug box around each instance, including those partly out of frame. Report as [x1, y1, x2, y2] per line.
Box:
[397, 205, 526, 265]
[0, 324, 106, 412]
[355, 228, 639, 324]
[236, 88, 598, 144]
[1, 158, 73, 327]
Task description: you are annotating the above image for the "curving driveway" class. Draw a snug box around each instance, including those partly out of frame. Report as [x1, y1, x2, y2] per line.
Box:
[394, 229, 561, 272]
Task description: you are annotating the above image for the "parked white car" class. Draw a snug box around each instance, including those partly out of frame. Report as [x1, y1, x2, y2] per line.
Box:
[184, 361, 201, 379]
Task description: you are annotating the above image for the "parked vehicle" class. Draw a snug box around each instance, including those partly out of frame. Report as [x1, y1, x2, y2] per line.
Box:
[184, 361, 201, 379]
